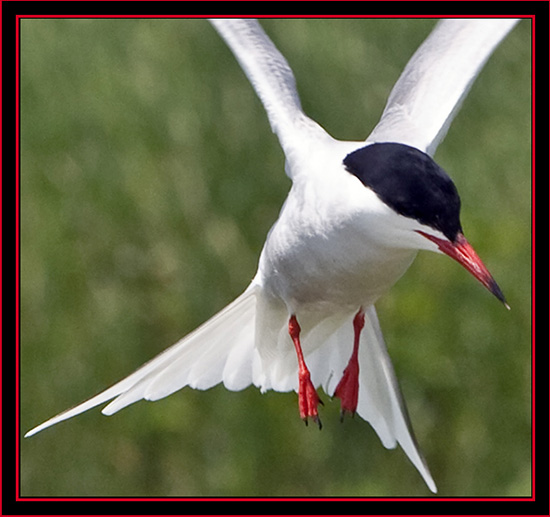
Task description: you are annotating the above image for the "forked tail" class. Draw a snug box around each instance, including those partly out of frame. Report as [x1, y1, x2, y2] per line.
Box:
[25, 289, 436, 492]
[25, 286, 260, 437]
[355, 306, 437, 493]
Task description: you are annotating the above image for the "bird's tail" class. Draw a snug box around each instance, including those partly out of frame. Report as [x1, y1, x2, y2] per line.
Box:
[25, 289, 436, 492]
[227, 294, 438, 493]
[313, 305, 437, 493]
[25, 285, 261, 437]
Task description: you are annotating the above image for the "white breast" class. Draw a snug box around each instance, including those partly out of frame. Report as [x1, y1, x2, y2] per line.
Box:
[256, 139, 419, 313]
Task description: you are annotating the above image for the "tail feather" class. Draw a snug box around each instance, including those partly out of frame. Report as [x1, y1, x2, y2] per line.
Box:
[145, 290, 257, 397]
[289, 305, 436, 492]
[25, 286, 259, 437]
[355, 305, 437, 493]
[222, 331, 259, 391]
[25, 289, 436, 492]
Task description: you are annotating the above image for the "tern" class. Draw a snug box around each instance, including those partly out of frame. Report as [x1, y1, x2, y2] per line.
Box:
[25, 18, 517, 493]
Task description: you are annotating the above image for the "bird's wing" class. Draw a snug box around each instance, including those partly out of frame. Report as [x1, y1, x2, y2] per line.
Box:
[25, 287, 260, 437]
[367, 18, 519, 156]
[209, 19, 329, 177]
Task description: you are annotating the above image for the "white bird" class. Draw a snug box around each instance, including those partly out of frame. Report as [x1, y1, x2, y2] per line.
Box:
[25, 18, 518, 493]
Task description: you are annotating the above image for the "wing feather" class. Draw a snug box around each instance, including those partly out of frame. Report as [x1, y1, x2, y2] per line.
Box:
[367, 19, 519, 155]
[209, 19, 328, 176]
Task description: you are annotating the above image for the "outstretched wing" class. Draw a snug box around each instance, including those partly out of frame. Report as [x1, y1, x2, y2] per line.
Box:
[209, 19, 329, 177]
[367, 18, 519, 156]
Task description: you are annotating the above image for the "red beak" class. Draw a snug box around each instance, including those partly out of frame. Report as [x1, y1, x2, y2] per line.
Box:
[417, 231, 509, 309]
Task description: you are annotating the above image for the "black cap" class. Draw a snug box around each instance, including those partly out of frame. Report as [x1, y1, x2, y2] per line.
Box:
[344, 143, 462, 242]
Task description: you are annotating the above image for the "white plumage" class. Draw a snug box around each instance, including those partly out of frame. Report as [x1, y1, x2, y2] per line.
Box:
[25, 19, 519, 494]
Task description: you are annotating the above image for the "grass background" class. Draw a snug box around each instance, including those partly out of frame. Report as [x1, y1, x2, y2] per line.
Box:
[20, 18, 531, 497]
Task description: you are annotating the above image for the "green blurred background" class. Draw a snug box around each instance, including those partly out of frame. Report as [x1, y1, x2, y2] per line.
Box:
[20, 18, 531, 497]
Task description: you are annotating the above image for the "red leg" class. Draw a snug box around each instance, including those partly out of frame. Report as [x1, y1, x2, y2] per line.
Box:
[289, 315, 322, 429]
[334, 309, 365, 421]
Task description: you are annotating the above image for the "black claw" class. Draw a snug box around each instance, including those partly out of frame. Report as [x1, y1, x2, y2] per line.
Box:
[313, 415, 322, 430]
[339, 409, 356, 423]
[303, 415, 322, 430]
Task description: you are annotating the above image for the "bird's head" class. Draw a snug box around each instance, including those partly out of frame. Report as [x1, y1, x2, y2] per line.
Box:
[344, 142, 509, 308]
